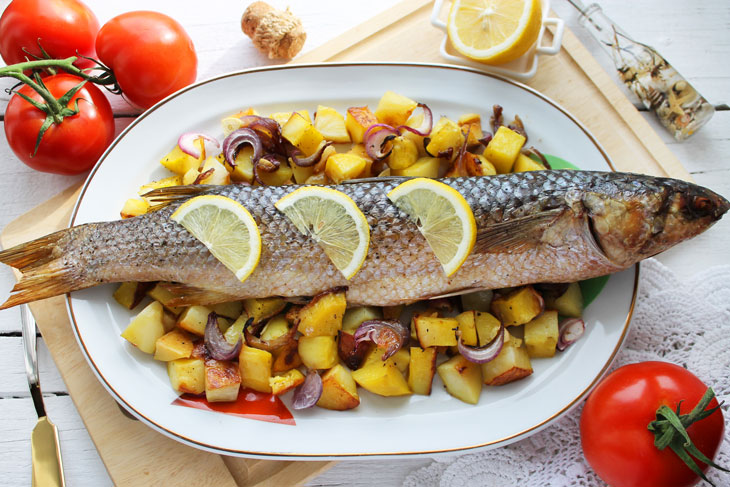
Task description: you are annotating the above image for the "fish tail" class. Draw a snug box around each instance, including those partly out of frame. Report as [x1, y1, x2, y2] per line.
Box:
[0, 230, 84, 309]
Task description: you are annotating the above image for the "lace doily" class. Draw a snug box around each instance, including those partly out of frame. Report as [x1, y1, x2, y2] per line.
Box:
[404, 259, 730, 487]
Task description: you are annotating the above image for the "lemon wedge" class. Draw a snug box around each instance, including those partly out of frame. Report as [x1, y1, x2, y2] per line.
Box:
[171, 195, 261, 282]
[275, 186, 370, 280]
[447, 0, 542, 65]
[387, 178, 476, 276]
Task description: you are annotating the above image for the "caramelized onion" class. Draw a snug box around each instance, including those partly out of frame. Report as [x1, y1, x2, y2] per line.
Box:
[396, 103, 433, 136]
[456, 323, 505, 364]
[353, 319, 409, 360]
[222, 128, 263, 169]
[557, 318, 585, 351]
[204, 312, 242, 361]
[292, 369, 323, 410]
[244, 317, 298, 353]
[237, 115, 282, 149]
[364, 124, 399, 160]
[178, 132, 220, 159]
[337, 330, 370, 370]
[290, 140, 332, 167]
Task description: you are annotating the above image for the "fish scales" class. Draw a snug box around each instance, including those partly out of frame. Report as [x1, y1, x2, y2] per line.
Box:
[0, 170, 727, 309]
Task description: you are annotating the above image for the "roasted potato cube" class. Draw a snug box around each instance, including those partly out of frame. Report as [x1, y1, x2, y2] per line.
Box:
[342, 306, 382, 334]
[375, 91, 418, 127]
[272, 344, 303, 373]
[314, 105, 351, 143]
[325, 153, 367, 183]
[482, 334, 533, 386]
[113, 282, 152, 310]
[223, 145, 255, 183]
[483, 126, 526, 173]
[401, 112, 427, 154]
[464, 153, 497, 177]
[362, 346, 409, 372]
[387, 136, 419, 170]
[269, 111, 293, 126]
[546, 282, 584, 318]
[408, 347, 438, 395]
[154, 329, 195, 361]
[239, 345, 273, 393]
[414, 316, 458, 348]
[460, 290, 493, 312]
[209, 301, 244, 320]
[513, 153, 546, 172]
[120, 198, 149, 219]
[317, 364, 360, 410]
[269, 369, 305, 396]
[199, 157, 231, 185]
[282, 112, 325, 157]
[490, 286, 544, 327]
[167, 357, 205, 395]
[160, 144, 200, 175]
[121, 301, 166, 354]
[297, 288, 346, 336]
[426, 117, 465, 161]
[457, 113, 483, 147]
[182, 167, 199, 185]
[437, 355, 482, 405]
[147, 283, 185, 315]
[455, 311, 478, 346]
[475, 311, 502, 345]
[352, 362, 411, 397]
[391, 156, 440, 178]
[260, 315, 290, 341]
[259, 162, 293, 186]
[298, 336, 338, 369]
[343, 143, 374, 178]
[345, 106, 378, 144]
[524, 310, 559, 358]
[243, 297, 286, 324]
[177, 305, 213, 336]
[205, 358, 241, 402]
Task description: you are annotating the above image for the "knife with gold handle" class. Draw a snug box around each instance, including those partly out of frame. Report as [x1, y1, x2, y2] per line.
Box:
[22, 304, 66, 487]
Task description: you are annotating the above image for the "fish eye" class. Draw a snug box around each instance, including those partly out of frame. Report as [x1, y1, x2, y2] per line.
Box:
[688, 195, 714, 218]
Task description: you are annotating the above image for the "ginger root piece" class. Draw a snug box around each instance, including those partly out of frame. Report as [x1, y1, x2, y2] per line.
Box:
[241, 1, 306, 59]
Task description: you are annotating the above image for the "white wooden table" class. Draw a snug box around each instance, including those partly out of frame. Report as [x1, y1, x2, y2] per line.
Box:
[1, 1, 728, 485]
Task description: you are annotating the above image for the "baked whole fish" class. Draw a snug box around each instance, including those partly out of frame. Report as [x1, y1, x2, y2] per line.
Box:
[0, 170, 727, 309]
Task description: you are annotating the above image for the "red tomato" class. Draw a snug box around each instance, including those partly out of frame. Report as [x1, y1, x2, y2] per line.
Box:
[4, 73, 115, 175]
[0, 0, 99, 68]
[581, 361, 725, 487]
[95, 11, 197, 109]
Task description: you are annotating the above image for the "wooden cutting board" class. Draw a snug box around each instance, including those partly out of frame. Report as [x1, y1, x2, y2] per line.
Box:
[0, 0, 693, 485]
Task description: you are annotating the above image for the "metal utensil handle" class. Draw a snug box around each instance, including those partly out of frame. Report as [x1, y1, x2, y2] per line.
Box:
[21, 304, 46, 417]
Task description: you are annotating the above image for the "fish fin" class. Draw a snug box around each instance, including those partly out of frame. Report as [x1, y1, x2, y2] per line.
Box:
[161, 282, 239, 306]
[142, 184, 217, 210]
[0, 259, 83, 310]
[428, 287, 486, 300]
[474, 208, 564, 253]
[0, 230, 87, 309]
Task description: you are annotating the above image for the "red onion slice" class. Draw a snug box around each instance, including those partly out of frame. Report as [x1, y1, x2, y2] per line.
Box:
[337, 330, 369, 370]
[290, 140, 332, 167]
[557, 318, 585, 351]
[396, 103, 433, 137]
[353, 319, 409, 360]
[204, 312, 242, 361]
[364, 124, 399, 160]
[222, 128, 263, 169]
[237, 115, 282, 150]
[292, 369, 323, 410]
[456, 323, 505, 364]
[178, 132, 220, 159]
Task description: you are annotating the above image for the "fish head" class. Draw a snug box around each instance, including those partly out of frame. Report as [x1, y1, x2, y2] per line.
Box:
[582, 176, 729, 267]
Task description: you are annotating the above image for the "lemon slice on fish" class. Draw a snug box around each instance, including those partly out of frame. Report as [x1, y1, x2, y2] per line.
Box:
[447, 0, 542, 64]
[171, 195, 261, 282]
[275, 186, 370, 280]
[387, 178, 476, 277]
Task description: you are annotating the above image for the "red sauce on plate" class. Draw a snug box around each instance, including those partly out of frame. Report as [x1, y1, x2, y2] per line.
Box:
[172, 388, 295, 425]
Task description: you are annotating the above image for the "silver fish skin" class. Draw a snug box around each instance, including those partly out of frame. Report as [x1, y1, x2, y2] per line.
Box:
[0, 170, 727, 309]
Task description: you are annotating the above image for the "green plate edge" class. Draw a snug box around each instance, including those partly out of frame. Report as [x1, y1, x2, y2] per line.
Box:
[542, 154, 609, 308]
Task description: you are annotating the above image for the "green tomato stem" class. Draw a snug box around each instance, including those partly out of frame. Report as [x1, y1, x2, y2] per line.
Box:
[647, 387, 728, 486]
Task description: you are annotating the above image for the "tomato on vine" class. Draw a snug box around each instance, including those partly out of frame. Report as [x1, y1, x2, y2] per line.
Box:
[0, 0, 99, 68]
[95, 11, 198, 109]
[581, 361, 727, 487]
[4, 73, 114, 175]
